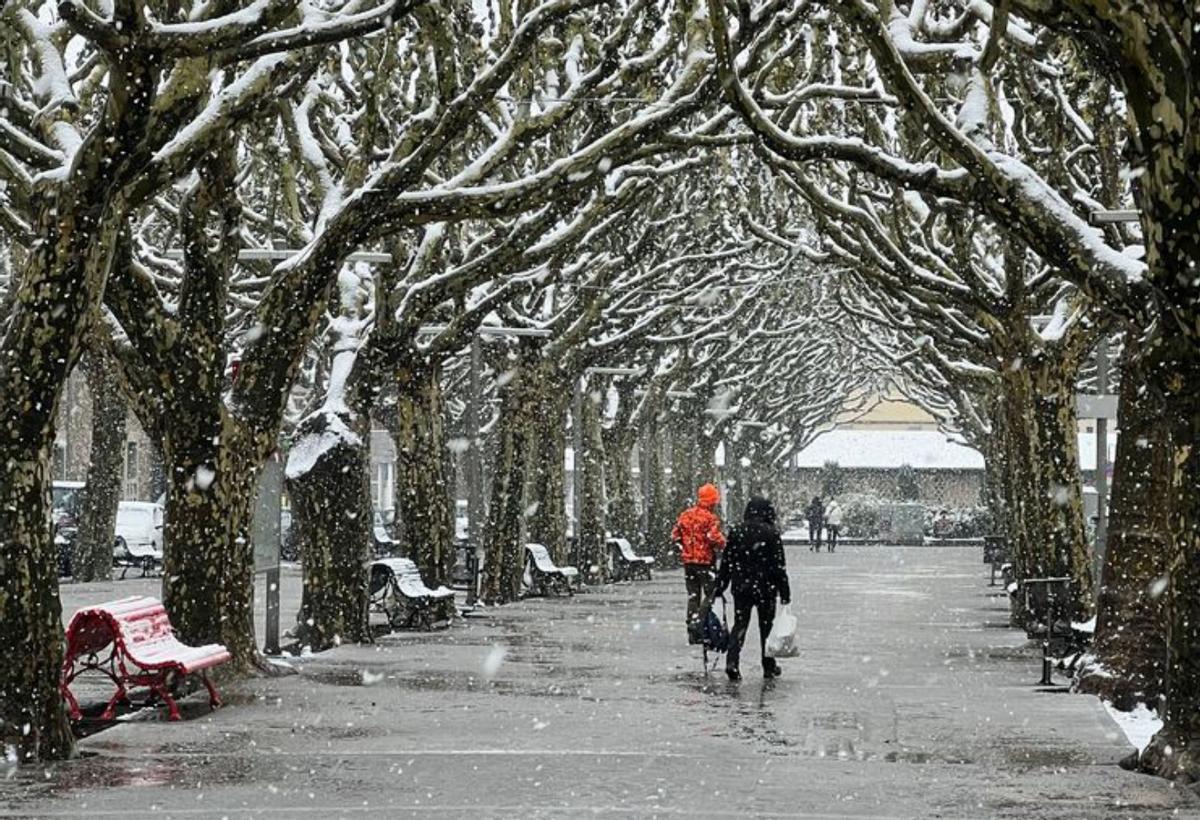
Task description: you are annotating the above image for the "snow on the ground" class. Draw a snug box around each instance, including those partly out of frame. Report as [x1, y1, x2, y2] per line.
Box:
[1103, 702, 1162, 753]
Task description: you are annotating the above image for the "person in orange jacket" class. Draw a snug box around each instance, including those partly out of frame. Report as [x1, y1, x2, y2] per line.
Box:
[672, 483, 727, 644]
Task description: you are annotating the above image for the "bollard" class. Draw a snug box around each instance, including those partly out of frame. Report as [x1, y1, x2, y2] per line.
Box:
[1040, 639, 1053, 686]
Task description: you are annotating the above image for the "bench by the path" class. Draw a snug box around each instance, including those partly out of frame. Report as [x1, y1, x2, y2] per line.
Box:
[60, 595, 229, 721]
[607, 537, 654, 581]
[369, 557, 455, 630]
[524, 543, 579, 597]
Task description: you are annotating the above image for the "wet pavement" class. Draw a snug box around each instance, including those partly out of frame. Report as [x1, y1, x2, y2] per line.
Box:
[6, 546, 1199, 818]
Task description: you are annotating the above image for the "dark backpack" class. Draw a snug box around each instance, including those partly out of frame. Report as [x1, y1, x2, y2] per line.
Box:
[702, 607, 729, 653]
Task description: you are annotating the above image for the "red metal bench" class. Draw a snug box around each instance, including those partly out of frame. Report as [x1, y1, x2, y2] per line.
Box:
[60, 595, 231, 721]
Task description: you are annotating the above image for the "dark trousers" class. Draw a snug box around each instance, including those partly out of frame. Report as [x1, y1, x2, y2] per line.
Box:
[808, 522, 822, 550]
[684, 563, 715, 633]
[827, 525, 839, 551]
[726, 594, 777, 672]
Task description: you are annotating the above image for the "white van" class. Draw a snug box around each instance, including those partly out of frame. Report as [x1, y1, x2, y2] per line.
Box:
[114, 502, 164, 573]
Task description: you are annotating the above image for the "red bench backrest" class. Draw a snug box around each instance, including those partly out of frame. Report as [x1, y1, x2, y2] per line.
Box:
[65, 597, 174, 660]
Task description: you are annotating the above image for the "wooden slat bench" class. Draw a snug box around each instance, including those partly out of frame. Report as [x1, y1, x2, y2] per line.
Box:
[523, 543, 579, 597]
[369, 557, 455, 630]
[60, 596, 230, 722]
[607, 537, 654, 581]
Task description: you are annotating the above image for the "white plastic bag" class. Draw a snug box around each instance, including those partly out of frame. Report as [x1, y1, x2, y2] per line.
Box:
[765, 604, 800, 658]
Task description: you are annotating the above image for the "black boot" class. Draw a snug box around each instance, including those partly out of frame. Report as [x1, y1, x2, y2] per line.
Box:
[763, 659, 782, 678]
[726, 666, 741, 681]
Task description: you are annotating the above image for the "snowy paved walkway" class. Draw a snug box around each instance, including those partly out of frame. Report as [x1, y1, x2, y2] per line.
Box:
[5, 546, 1199, 818]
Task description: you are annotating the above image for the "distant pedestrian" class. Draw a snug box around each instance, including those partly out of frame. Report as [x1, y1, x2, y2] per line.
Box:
[715, 496, 790, 681]
[672, 483, 727, 644]
[805, 495, 825, 551]
[825, 498, 843, 552]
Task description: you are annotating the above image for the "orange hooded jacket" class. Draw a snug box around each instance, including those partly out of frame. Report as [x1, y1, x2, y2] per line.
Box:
[672, 484, 726, 566]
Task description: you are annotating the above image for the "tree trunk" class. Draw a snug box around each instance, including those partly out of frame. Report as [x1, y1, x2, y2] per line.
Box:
[287, 411, 372, 650]
[391, 358, 455, 618]
[73, 349, 125, 582]
[0, 185, 125, 762]
[161, 411, 261, 671]
[481, 379, 537, 604]
[579, 384, 607, 582]
[0, 455, 75, 763]
[1140, 386, 1200, 782]
[603, 428, 638, 541]
[1030, 354, 1094, 619]
[1117, 80, 1200, 783]
[1078, 345, 1171, 708]
[643, 421, 673, 563]
[526, 392, 570, 565]
[995, 367, 1044, 626]
[724, 437, 747, 524]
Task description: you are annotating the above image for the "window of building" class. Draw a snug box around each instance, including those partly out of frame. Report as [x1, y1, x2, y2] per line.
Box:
[372, 461, 394, 515]
[124, 440, 140, 500]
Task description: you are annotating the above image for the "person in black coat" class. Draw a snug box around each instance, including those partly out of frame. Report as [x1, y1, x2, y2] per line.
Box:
[715, 496, 791, 681]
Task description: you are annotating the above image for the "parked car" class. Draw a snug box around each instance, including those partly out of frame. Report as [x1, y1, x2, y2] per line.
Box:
[113, 501, 164, 573]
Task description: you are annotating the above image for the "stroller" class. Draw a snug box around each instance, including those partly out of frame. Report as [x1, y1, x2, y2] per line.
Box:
[699, 596, 730, 672]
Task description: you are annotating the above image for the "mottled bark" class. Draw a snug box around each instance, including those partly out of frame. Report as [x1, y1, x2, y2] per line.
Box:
[669, 419, 695, 521]
[0, 456, 74, 763]
[603, 428, 639, 542]
[1121, 66, 1200, 781]
[481, 379, 537, 604]
[288, 413, 372, 650]
[645, 425, 675, 564]
[1030, 354, 1093, 619]
[526, 391, 570, 565]
[0, 165, 125, 762]
[1078, 346, 1170, 708]
[994, 368, 1043, 626]
[578, 385, 607, 582]
[724, 437, 747, 524]
[1141, 385, 1200, 782]
[162, 413, 261, 671]
[73, 348, 124, 582]
[391, 358, 455, 618]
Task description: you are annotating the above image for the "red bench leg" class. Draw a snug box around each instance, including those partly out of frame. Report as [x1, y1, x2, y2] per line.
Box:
[61, 682, 83, 722]
[200, 671, 222, 709]
[99, 686, 127, 721]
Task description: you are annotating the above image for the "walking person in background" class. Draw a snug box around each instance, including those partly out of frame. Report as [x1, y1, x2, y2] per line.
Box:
[805, 495, 825, 552]
[825, 498, 843, 552]
[672, 483, 726, 644]
[715, 496, 790, 681]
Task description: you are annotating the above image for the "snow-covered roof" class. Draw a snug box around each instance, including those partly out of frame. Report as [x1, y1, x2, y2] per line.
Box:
[793, 429, 1119, 472]
[793, 429, 984, 471]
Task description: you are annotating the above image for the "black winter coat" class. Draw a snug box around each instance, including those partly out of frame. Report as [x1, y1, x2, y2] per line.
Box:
[715, 497, 790, 603]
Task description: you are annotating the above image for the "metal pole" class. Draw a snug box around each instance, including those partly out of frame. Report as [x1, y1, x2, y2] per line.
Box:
[1094, 336, 1110, 571]
[572, 376, 584, 560]
[639, 428, 650, 538]
[466, 337, 483, 606]
[264, 566, 281, 655]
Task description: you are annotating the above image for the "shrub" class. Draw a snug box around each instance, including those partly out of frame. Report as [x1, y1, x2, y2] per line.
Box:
[896, 464, 920, 501]
[819, 460, 845, 498]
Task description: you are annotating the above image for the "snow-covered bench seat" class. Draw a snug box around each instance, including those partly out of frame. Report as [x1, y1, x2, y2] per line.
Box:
[369, 557, 455, 630]
[607, 537, 654, 581]
[60, 595, 229, 722]
[523, 543, 579, 597]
